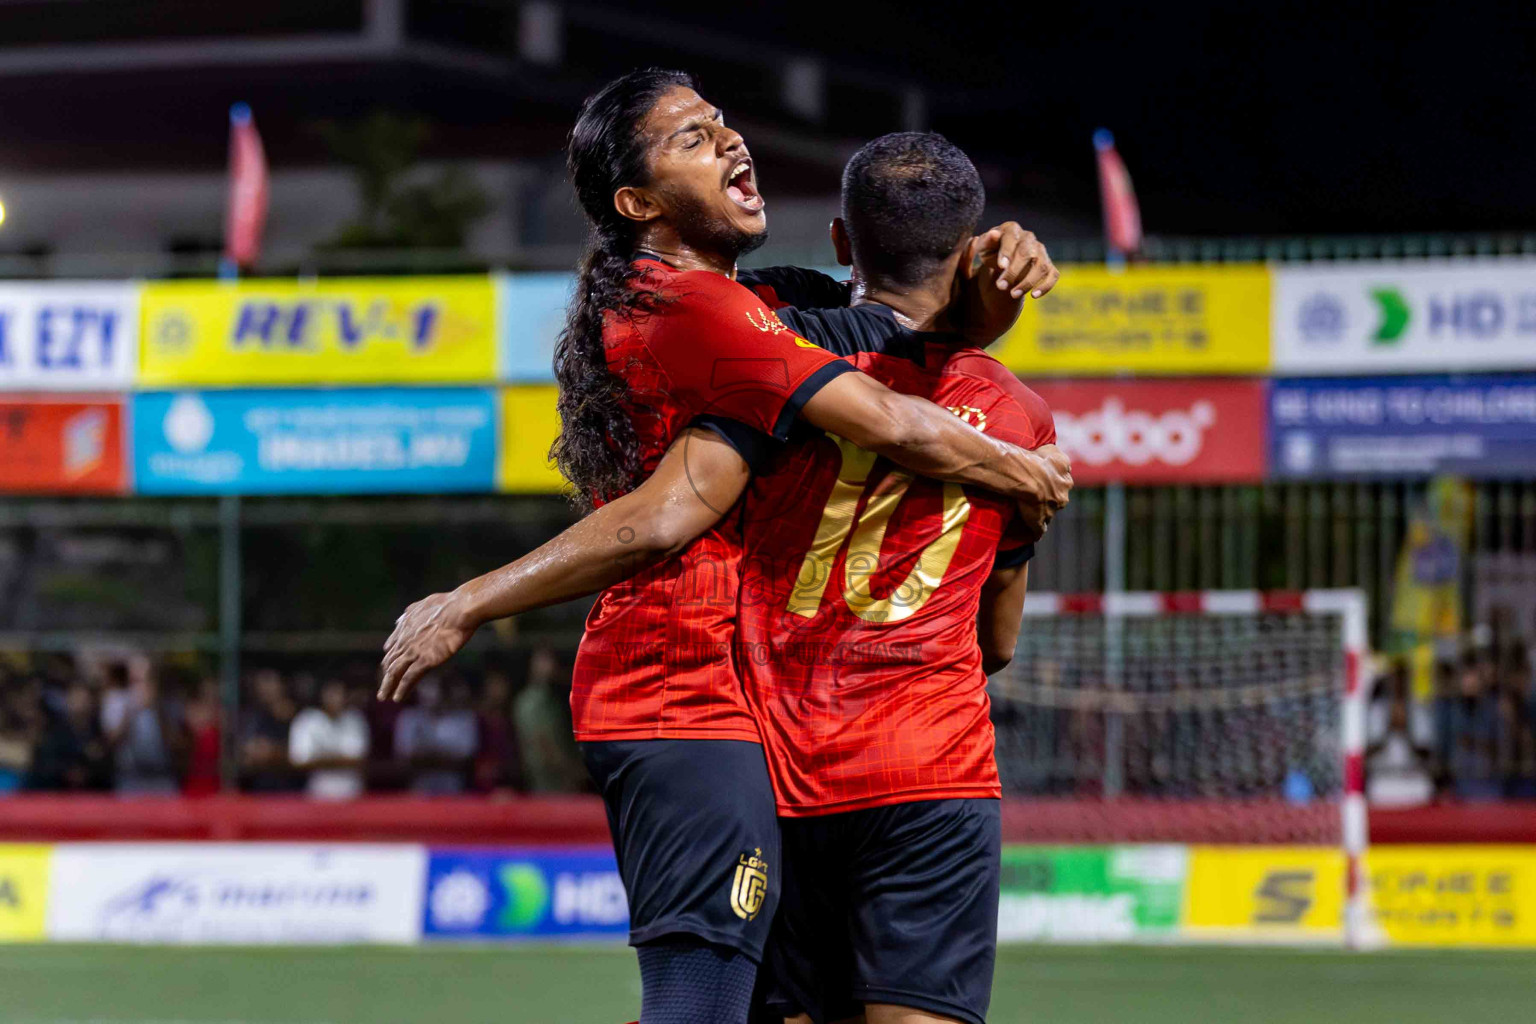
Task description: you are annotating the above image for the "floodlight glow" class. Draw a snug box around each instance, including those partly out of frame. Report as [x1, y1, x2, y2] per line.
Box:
[0, 198, 7, 228]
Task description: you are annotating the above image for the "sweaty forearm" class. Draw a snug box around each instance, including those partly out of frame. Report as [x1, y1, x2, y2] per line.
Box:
[452, 498, 676, 628]
[858, 393, 1059, 503]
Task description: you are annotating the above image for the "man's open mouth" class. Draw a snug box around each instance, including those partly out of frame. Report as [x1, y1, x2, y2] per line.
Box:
[725, 158, 764, 212]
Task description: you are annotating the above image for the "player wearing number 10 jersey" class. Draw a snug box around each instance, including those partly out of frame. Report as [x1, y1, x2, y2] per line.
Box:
[738, 134, 1055, 1024]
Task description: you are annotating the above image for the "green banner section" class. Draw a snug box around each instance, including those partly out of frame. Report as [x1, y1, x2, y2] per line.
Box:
[998, 845, 1186, 942]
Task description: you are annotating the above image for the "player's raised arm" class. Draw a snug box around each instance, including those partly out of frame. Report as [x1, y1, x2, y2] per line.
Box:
[378, 427, 750, 702]
[800, 373, 1072, 539]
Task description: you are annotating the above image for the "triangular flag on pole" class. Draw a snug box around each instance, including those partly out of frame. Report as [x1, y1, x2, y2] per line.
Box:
[223, 102, 269, 273]
[1094, 129, 1142, 258]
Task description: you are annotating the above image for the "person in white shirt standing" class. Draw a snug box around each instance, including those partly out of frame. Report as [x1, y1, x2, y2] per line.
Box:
[288, 678, 369, 800]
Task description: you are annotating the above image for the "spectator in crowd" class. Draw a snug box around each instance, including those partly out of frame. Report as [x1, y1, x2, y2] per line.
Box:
[101, 658, 183, 795]
[26, 679, 109, 792]
[515, 648, 584, 793]
[1366, 666, 1434, 807]
[0, 674, 41, 793]
[473, 667, 524, 793]
[395, 675, 478, 794]
[240, 668, 298, 792]
[289, 678, 370, 800]
[181, 677, 223, 797]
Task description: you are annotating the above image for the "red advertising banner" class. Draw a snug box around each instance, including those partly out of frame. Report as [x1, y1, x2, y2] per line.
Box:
[0, 395, 126, 494]
[1029, 379, 1267, 484]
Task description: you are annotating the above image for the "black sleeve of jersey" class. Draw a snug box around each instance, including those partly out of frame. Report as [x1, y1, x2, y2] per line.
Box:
[775, 305, 929, 362]
[994, 543, 1036, 570]
[737, 266, 851, 309]
[686, 415, 776, 473]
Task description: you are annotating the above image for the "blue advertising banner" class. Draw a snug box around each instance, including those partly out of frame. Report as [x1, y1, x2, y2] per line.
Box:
[422, 848, 628, 940]
[1271, 374, 1536, 479]
[131, 388, 497, 494]
[498, 273, 570, 382]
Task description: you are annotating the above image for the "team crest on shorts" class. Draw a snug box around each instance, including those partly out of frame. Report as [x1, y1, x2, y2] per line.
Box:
[730, 848, 770, 921]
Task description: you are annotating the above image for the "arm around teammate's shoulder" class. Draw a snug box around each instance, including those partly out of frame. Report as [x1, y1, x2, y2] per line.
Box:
[799, 371, 1072, 538]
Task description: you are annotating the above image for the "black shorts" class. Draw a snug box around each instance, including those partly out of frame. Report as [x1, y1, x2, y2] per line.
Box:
[581, 738, 780, 961]
[764, 798, 1001, 1024]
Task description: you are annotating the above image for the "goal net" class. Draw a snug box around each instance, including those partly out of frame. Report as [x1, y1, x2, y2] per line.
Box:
[989, 589, 1370, 946]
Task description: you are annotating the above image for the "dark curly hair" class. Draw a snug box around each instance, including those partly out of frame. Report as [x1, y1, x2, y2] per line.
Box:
[549, 68, 696, 510]
[841, 131, 985, 288]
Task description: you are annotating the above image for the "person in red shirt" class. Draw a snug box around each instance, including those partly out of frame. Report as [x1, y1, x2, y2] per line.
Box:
[737, 133, 1053, 1024]
[381, 70, 1068, 1024]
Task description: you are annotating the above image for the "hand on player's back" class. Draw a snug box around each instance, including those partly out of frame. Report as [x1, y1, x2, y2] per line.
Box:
[378, 591, 477, 703]
[1014, 443, 1073, 542]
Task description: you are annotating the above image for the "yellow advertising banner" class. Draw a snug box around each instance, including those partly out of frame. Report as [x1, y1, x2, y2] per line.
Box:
[0, 844, 51, 941]
[991, 264, 1271, 375]
[1185, 844, 1536, 947]
[1370, 845, 1536, 947]
[140, 277, 497, 385]
[498, 386, 566, 493]
[1183, 845, 1343, 941]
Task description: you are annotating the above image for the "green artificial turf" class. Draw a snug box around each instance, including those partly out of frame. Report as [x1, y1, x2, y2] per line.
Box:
[0, 942, 1531, 1024]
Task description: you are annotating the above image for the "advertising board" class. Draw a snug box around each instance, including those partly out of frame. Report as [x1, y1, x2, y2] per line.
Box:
[1275, 261, 1536, 374]
[140, 277, 496, 385]
[0, 282, 137, 389]
[992, 264, 1270, 376]
[997, 844, 1186, 942]
[0, 845, 51, 941]
[1030, 378, 1268, 484]
[1269, 374, 1536, 479]
[131, 388, 497, 494]
[422, 848, 628, 940]
[0, 395, 125, 493]
[47, 844, 424, 944]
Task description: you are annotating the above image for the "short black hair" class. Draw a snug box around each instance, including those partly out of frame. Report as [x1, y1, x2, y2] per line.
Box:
[840, 132, 985, 287]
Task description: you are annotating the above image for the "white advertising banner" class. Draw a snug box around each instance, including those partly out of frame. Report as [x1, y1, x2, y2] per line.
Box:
[0, 282, 138, 389]
[47, 844, 425, 944]
[1274, 260, 1536, 374]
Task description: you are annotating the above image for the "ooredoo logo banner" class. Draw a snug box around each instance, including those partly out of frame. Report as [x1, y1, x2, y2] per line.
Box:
[1030, 379, 1268, 484]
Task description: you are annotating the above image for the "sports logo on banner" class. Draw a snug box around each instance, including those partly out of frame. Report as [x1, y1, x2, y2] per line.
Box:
[0, 396, 125, 494]
[1270, 374, 1536, 479]
[131, 388, 497, 494]
[1275, 261, 1536, 374]
[140, 277, 496, 385]
[1030, 379, 1268, 484]
[46, 844, 424, 944]
[991, 264, 1270, 376]
[0, 282, 137, 389]
[422, 848, 627, 939]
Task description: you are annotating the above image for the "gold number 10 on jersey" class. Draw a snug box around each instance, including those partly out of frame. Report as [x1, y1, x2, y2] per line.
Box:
[787, 434, 971, 623]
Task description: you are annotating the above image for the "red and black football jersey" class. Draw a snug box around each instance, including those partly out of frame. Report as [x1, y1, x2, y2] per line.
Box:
[736, 303, 1056, 815]
[569, 259, 852, 743]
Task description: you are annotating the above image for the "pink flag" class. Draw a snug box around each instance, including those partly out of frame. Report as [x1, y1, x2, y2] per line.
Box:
[1093, 129, 1141, 257]
[223, 103, 269, 270]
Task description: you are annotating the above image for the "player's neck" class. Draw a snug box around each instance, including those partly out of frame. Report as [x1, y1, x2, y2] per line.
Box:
[633, 230, 737, 279]
[850, 275, 957, 332]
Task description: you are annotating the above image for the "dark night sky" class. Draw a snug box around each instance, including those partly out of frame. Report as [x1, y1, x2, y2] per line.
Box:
[652, 0, 1536, 236]
[0, 0, 1529, 239]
